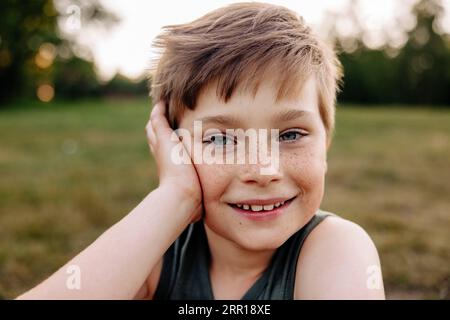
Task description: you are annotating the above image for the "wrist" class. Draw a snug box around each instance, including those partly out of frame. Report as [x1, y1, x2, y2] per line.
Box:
[157, 181, 202, 221]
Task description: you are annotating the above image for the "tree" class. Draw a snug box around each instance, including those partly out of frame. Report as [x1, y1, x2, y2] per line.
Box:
[0, 0, 118, 105]
[330, 0, 450, 106]
[396, 0, 450, 104]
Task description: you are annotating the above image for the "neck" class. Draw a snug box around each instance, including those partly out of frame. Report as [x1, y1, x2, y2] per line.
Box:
[203, 222, 275, 279]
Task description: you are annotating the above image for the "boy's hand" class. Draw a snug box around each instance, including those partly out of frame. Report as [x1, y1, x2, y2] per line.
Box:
[146, 101, 203, 223]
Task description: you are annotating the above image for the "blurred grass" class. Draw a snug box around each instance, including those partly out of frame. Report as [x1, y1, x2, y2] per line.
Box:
[324, 105, 450, 299]
[0, 99, 449, 299]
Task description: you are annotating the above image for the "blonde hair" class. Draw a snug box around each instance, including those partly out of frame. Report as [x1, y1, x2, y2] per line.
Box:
[149, 2, 342, 148]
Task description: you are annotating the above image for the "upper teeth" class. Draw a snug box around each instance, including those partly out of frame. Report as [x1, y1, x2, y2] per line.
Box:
[236, 201, 285, 212]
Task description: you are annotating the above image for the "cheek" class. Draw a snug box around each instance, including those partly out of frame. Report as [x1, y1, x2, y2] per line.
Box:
[195, 164, 233, 203]
[283, 146, 327, 194]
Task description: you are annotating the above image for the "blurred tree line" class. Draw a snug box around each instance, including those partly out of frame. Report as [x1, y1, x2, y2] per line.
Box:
[0, 0, 146, 107]
[335, 0, 450, 105]
[0, 0, 449, 107]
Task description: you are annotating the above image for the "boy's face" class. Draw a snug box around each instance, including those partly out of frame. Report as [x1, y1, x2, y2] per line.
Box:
[178, 76, 328, 251]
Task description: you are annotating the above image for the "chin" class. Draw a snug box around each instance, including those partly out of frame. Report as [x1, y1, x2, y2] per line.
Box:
[206, 217, 297, 252]
[235, 235, 288, 252]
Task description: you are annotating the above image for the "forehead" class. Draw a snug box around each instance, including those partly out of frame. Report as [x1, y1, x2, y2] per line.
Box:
[179, 75, 320, 127]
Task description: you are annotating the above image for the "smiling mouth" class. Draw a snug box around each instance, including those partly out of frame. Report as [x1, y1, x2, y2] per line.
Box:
[228, 195, 297, 213]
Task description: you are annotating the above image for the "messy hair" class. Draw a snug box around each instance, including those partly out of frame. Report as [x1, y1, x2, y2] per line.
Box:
[149, 2, 342, 148]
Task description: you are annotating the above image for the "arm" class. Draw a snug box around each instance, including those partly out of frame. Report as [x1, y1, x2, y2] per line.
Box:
[133, 258, 163, 300]
[18, 185, 199, 300]
[294, 216, 385, 300]
[17, 101, 202, 299]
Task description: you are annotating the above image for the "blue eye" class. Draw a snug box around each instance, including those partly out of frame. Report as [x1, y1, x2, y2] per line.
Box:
[203, 134, 236, 146]
[279, 130, 307, 142]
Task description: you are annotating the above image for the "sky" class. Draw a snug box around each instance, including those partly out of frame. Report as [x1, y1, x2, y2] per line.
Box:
[61, 0, 450, 81]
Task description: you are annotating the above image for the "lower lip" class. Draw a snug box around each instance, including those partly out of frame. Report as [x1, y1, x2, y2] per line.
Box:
[228, 197, 296, 221]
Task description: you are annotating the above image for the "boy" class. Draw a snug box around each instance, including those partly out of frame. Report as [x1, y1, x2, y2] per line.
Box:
[18, 2, 384, 299]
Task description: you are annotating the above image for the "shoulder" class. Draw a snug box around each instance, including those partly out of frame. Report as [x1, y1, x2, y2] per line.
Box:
[294, 211, 385, 299]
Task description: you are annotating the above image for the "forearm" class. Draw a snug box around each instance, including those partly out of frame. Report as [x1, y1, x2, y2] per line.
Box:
[17, 184, 200, 299]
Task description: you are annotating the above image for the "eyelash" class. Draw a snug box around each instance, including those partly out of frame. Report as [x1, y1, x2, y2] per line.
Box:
[202, 129, 308, 146]
[279, 129, 308, 142]
[202, 134, 236, 146]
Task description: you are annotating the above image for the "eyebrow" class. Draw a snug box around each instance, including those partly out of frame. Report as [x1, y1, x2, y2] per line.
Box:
[196, 108, 313, 127]
[273, 109, 313, 122]
[197, 114, 242, 127]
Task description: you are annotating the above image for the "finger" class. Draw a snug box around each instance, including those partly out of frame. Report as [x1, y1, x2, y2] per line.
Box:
[145, 118, 157, 148]
[149, 144, 155, 155]
[150, 101, 172, 139]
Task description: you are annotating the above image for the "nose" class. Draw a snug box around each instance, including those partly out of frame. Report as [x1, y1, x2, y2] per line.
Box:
[238, 161, 283, 187]
[235, 130, 283, 186]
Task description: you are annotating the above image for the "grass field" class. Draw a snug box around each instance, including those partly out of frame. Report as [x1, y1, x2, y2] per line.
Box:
[0, 98, 449, 299]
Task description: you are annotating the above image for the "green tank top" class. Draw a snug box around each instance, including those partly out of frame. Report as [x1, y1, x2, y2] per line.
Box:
[154, 210, 332, 300]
